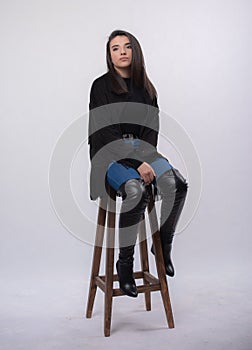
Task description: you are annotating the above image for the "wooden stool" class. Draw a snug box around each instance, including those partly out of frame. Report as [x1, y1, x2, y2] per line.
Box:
[86, 185, 174, 336]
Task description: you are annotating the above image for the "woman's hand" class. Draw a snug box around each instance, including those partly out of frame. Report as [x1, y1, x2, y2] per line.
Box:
[137, 162, 156, 185]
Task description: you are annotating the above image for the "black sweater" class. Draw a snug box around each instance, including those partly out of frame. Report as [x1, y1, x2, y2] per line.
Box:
[88, 71, 165, 200]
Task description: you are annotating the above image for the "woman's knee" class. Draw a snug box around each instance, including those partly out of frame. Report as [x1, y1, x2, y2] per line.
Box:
[158, 168, 188, 195]
[172, 168, 188, 193]
[119, 178, 149, 209]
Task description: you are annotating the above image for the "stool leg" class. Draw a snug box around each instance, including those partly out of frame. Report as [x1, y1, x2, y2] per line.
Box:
[104, 188, 116, 337]
[86, 196, 107, 319]
[139, 214, 151, 311]
[147, 187, 175, 328]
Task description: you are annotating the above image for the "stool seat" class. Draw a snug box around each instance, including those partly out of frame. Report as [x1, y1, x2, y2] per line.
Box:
[86, 185, 174, 336]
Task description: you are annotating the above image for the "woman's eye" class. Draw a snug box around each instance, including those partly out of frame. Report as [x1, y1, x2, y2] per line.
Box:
[112, 45, 131, 51]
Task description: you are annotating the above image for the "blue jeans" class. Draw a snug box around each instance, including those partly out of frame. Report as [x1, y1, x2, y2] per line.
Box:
[106, 157, 173, 192]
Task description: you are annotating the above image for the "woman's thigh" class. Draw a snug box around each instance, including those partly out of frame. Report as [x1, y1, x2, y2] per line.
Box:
[106, 161, 141, 192]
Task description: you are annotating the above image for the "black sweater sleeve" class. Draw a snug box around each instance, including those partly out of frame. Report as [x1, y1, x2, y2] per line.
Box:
[142, 95, 159, 148]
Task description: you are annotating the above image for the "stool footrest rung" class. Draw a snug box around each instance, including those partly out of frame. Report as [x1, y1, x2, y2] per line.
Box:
[97, 271, 159, 283]
[95, 276, 106, 292]
[98, 271, 145, 282]
[95, 272, 161, 296]
[113, 283, 161, 297]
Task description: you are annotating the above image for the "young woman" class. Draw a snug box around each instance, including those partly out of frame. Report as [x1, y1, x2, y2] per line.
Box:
[88, 30, 188, 297]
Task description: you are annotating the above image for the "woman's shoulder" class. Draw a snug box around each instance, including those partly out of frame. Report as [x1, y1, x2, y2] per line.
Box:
[89, 72, 114, 108]
[91, 71, 111, 89]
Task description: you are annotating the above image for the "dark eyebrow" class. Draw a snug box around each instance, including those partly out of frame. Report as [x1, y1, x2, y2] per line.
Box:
[111, 42, 131, 48]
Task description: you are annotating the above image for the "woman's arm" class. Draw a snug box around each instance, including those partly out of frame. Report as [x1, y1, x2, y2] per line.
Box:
[136, 96, 159, 184]
[141, 95, 159, 148]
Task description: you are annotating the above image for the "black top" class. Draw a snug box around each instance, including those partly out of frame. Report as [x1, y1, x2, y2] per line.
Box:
[120, 77, 145, 137]
[88, 71, 164, 200]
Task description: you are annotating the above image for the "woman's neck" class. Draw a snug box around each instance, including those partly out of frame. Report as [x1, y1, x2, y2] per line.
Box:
[114, 66, 131, 78]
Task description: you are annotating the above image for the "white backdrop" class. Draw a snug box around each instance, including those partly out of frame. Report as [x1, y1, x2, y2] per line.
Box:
[1, 0, 251, 349]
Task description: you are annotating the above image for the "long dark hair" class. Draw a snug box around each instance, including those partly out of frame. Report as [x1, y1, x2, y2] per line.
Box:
[106, 29, 157, 101]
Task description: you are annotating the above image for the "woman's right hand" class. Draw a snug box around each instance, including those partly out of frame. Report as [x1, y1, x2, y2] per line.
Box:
[137, 162, 156, 185]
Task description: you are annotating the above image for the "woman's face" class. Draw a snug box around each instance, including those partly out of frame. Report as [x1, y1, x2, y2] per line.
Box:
[109, 35, 132, 76]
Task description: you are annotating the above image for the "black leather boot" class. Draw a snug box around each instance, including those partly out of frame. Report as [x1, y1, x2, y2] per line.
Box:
[115, 179, 149, 298]
[151, 167, 188, 277]
[151, 241, 175, 277]
[116, 245, 138, 297]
